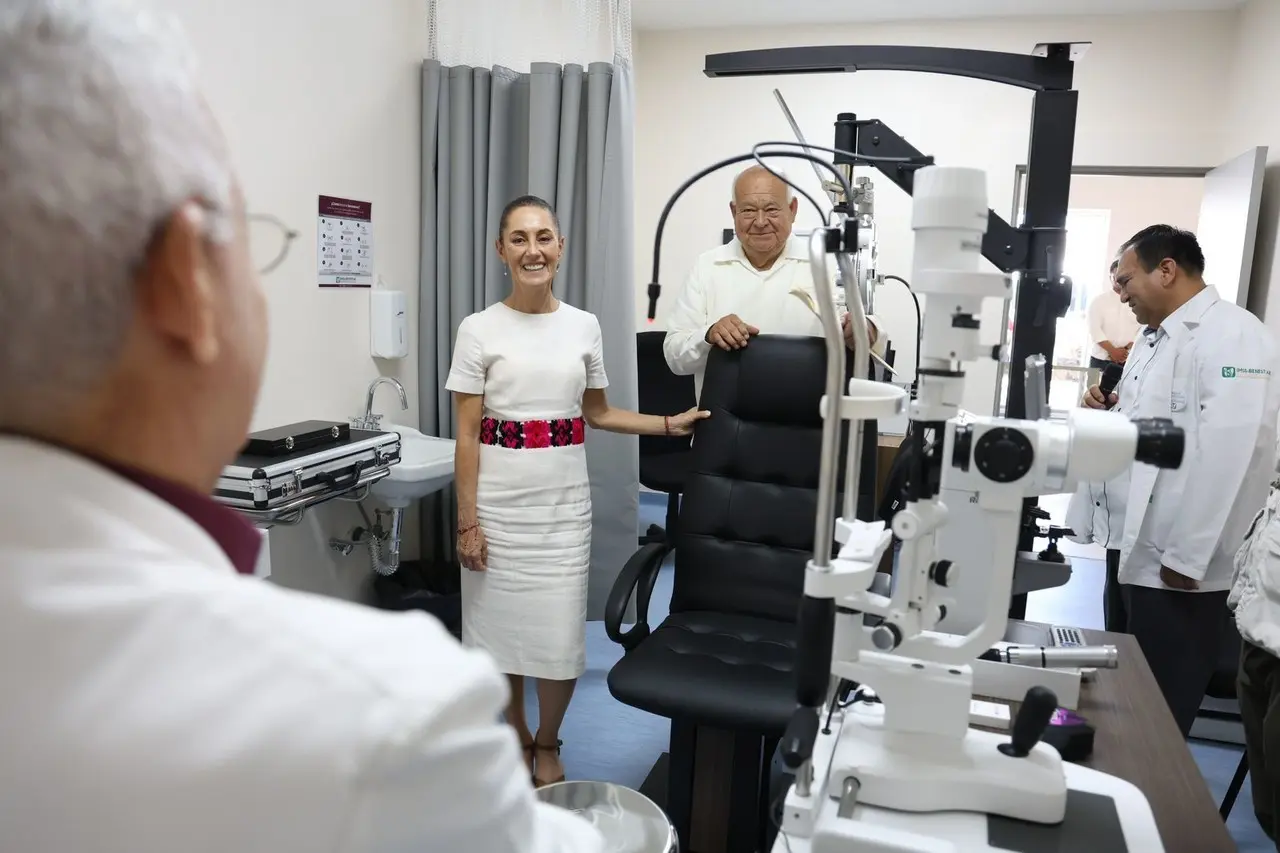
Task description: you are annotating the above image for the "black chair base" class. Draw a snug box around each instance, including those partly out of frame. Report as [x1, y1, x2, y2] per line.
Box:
[637, 720, 778, 853]
[1221, 751, 1249, 819]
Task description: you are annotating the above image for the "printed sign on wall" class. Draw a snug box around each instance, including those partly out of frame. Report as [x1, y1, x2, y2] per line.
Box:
[317, 195, 373, 288]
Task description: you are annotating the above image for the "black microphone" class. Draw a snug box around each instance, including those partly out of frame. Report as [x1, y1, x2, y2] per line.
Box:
[1099, 363, 1123, 409]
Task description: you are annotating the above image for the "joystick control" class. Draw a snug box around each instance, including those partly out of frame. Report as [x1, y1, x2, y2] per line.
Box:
[998, 685, 1058, 758]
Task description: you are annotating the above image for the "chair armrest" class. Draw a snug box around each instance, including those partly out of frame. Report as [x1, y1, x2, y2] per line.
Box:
[604, 542, 668, 652]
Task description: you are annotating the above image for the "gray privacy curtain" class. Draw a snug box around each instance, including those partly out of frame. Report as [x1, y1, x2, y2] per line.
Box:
[418, 59, 639, 619]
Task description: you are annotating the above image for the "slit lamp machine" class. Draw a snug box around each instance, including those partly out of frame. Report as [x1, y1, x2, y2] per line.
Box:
[645, 42, 1186, 852]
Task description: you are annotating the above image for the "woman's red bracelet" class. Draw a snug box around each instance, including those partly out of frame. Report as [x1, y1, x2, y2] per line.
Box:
[663, 415, 671, 436]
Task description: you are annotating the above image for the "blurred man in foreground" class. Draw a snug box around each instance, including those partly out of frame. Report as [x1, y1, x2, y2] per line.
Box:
[0, 2, 602, 851]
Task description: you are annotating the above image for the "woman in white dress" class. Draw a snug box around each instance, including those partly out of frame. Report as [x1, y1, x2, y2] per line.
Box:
[446, 195, 707, 787]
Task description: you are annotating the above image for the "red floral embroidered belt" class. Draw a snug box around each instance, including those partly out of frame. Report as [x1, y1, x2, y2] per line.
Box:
[480, 416, 585, 449]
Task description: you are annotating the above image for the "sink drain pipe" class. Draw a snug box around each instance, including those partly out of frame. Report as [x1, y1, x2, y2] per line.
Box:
[355, 503, 403, 576]
[370, 508, 403, 576]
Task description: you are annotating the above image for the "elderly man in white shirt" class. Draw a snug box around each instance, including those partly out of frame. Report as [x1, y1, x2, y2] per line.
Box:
[662, 164, 887, 404]
[0, 3, 603, 852]
[1085, 259, 1141, 387]
[662, 166, 888, 521]
[1078, 225, 1280, 737]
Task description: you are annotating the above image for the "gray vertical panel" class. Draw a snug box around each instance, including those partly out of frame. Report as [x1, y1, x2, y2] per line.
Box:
[557, 65, 586, 305]
[527, 62, 563, 204]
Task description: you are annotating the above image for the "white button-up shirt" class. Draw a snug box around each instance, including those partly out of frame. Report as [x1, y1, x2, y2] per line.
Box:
[0, 438, 604, 853]
[662, 237, 885, 402]
[1087, 289, 1142, 362]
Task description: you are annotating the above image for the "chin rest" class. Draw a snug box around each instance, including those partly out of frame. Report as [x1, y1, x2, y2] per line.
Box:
[604, 336, 881, 853]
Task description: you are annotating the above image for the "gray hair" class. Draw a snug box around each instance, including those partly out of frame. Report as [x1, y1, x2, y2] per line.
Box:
[0, 0, 233, 426]
[731, 164, 797, 204]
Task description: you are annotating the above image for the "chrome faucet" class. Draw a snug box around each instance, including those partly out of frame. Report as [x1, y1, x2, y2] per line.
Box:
[353, 376, 408, 431]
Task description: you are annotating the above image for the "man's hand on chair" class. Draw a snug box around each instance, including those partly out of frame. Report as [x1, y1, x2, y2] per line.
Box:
[706, 314, 758, 350]
[843, 314, 879, 351]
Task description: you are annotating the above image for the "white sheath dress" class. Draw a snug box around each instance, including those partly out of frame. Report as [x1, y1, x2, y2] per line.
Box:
[445, 301, 608, 680]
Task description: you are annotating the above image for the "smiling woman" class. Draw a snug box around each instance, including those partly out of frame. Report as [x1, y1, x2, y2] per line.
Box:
[444, 194, 707, 789]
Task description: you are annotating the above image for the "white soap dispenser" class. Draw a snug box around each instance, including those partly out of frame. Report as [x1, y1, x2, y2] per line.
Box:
[369, 278, 409, 359]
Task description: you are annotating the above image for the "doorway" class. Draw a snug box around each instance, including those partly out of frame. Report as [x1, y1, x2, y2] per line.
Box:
[996, 151, 1267, 415]
[996, 168, 1208, 414]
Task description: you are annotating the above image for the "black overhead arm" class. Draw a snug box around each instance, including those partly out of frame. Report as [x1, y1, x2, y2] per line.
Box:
[703, 45, 1074, 92]
[702, 42, 1083, 425]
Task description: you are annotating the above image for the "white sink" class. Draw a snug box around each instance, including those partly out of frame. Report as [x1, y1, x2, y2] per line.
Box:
[371, 423, 456, 507]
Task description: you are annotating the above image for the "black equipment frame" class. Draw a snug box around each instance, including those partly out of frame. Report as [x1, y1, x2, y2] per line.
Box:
[704, 42, 1085, 609]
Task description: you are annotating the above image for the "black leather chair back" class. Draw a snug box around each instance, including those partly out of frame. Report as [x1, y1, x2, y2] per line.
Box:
[637, 331, 696, 461]
[672, 335, 871, 622]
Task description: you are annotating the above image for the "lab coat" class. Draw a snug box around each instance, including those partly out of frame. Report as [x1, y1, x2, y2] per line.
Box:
[662, 236, 886, 402]
[0, 436, 604, 853]
[1064, 469, 1129, 550]
[1071, 287, 1280, 591]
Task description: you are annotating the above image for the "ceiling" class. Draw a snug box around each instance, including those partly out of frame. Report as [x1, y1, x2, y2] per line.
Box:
[632, 0, 1245, 31]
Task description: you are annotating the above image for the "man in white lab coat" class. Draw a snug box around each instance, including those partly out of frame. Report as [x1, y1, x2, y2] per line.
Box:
[1079, 224, 1280, 736]
[0, 3, 602, 852]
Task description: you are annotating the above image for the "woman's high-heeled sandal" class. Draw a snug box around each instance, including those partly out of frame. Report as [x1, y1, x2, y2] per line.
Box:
[532, 738, 565, 788]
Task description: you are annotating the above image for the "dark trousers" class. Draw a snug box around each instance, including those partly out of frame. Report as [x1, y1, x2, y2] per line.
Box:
[1088, 356, 1115, 370]
[1239, 639, 1280, 848]
[1121, 583, 1228, 736]
[1103, 549, 1127, 633]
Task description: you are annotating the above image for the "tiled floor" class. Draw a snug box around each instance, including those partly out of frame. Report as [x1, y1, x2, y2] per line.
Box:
[532, 491, 1262, 850]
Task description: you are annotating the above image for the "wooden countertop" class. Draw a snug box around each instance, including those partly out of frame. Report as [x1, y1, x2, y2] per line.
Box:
[991, 628, 1236, 852]
[1077, 628, 1236, 852]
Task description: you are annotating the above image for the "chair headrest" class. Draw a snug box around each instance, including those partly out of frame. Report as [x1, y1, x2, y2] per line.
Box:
[702, 335, 833, 428]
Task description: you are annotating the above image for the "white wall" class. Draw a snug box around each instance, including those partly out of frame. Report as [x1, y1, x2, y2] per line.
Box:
[1222, 0, 1280, 328]
[158, 0, 427, 602]
[634, 12, 1238, 414]
[1068, 174, 1204, 261]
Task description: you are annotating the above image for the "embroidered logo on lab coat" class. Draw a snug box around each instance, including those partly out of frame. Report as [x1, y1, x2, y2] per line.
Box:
[1222, 366, 1272, 379]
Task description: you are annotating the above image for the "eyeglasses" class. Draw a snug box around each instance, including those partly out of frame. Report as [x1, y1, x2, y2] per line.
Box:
[247, 212, 299, 274]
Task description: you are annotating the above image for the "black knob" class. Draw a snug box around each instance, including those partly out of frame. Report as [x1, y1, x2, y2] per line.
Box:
[930, 560, 953, 587]
[974, 427, 1035, 483]
[780, 707, 820, 770]
[1130, 417, 1185, 470]
[998, 686, 1058, 758]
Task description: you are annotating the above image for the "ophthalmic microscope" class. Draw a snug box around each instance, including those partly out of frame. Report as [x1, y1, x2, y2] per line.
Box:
[643, 151, 1183, 851]
[770, 166, 1183, 852]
